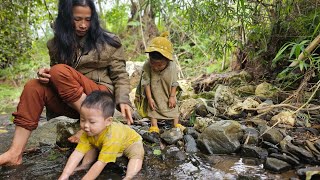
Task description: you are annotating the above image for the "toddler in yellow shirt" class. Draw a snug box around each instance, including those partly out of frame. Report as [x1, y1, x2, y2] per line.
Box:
[59, 91, 144, 180]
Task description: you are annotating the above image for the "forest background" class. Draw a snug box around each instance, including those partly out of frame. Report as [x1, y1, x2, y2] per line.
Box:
[0, 0, 319, 113]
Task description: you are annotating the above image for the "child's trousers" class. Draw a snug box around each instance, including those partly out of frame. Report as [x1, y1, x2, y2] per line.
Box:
[13, 64, 110, 131]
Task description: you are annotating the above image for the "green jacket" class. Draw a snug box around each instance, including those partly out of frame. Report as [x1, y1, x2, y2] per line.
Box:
[47, 34, 131, 107]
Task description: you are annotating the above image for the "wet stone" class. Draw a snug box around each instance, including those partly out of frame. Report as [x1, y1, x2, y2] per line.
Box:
[286, 142, 315, 164]
[197, 120, 243, 154]
[184, 134, 198, 153]
[184, 127, 200, 139]
[242, 127, 259, 145]
[160, 128, 184, 145]
[264, 157, 291, 173]
[267, 148, 279, 154]
[269, 153, 300, 166]
[240, 145, 268, 160]
[164, 146, 187, 161]
[51, 117, 79, 148]
[260, 126, 284, 144]
[142, 132, 160, 144]
[261, 141, 280, 150]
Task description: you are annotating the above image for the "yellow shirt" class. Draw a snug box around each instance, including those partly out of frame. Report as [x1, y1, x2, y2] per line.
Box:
[76, 121, 142, 163]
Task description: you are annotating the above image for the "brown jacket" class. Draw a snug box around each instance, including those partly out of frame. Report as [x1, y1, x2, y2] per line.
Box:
[47, 34, 131, 106]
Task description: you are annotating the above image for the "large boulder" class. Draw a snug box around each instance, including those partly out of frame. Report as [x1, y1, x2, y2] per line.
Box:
[197, 120, 243, 154]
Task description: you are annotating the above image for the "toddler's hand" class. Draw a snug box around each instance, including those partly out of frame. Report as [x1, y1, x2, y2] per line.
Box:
[148, 98, 156, 111]
[169, 96, 176, 108]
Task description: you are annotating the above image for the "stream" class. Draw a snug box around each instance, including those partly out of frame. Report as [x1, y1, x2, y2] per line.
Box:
[0, 114, 299, 180]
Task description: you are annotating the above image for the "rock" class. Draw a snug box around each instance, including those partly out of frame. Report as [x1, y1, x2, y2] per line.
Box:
[261, 141, 280, 150]
[242, 97, 260, 109]
[240, 145, 268, 159]
[296, 113, 312, 128]
[286, 142, 315, 164]
[184, 127, 200, 139]
[260, 126, 284, 144]
[267, 148, 280, 154]
[184, 135, 198, 153]
[269, 153, 300, 166]
[264, 157, 291, 173]
[179, 98, 198, 120]
[160, 128, 184, 145]
[56, 119, 80, 148]
[246, 118, 268, 127]
[235, 85, 256, 97]
[255, 82, 278, 100]
[226, 100, 243, 117]
[279, 135, 294, 151]
[242, 127, 259, 145]
[270, 110, 296, 127]
[214, 85, 237, 114]
[195, 98, 209, 117]
[193, 117, 216, 133]
[306, 140, 320, 155]
[197, 120, 243, 154]
[142, 132, 160, 144]
[28, 116, 79, 149]
[178, 79, 195, 99]
[164, 146, 187, 161]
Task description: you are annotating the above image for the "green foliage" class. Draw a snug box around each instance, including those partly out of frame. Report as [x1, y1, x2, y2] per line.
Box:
[103, 4, 130, 34]
[0, 1, 31, 67]
[0, 0, 54, 68]
[272, 40, 310, 71]
[0, 37, 50, 85]
[272, 39, 320, 89]
[189, 110, 196, 126]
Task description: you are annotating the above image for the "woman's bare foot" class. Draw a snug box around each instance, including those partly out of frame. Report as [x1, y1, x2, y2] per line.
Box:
[0, 150, 23, 166]
[67, 130, 84, 143]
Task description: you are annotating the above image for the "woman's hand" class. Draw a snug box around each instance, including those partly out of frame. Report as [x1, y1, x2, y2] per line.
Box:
[168, 96, 176, 108]
[37, 68, 51, 84]
[120, 103, 133, 125]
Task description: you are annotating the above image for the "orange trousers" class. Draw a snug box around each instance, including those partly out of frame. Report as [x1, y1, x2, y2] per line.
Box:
[13, 64, 110, 131]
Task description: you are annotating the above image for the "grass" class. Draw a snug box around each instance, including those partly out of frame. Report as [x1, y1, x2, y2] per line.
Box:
[0, 84, 22, 114]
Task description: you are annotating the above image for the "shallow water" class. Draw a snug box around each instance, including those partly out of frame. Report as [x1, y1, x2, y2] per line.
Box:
[0, 114, 299, 180]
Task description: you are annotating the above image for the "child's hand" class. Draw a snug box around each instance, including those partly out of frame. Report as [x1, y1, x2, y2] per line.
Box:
[148, 98, 156, 111]
[168, 96, 176, 108]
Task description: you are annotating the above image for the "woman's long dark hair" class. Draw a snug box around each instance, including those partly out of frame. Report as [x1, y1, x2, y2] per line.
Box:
[53, 0, 121, 65]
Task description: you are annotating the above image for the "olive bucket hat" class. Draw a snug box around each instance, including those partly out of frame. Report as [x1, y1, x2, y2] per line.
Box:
[145, 31, 173, 61]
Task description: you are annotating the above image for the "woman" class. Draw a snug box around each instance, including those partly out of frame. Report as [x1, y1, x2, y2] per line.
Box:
[0, 0, 133, 166]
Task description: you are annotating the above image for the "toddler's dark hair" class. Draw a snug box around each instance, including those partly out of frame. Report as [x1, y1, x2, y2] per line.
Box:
[149, 51, 168, 61]
[81, 90, 115, 118]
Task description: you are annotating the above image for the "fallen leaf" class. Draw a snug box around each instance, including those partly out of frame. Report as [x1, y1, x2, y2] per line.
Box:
[153, 149, 161, 155]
